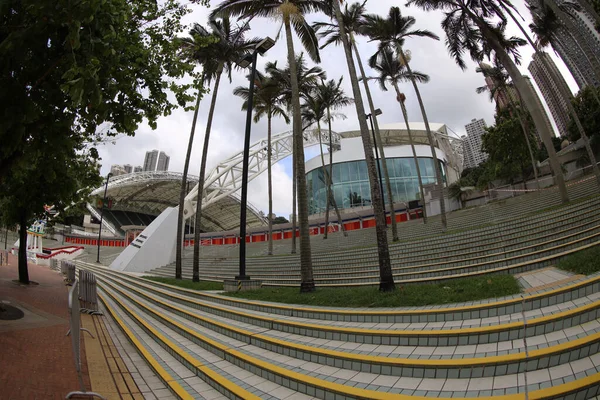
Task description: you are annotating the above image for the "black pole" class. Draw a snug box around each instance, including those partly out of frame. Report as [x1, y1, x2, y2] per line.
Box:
[237, 51, 258, 281]
[96, 173, 111, 263]
[368, 114, 384, 199]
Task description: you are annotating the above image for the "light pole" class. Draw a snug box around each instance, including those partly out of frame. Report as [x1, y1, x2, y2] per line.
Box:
[365, 108, 384, 199]
[237, 37, 275, 281]
[96, 172, 112, 263]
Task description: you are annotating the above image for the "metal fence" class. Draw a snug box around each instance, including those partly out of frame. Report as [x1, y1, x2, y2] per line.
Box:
[78, 269, 100, 313]
[61, 260, 76, 284]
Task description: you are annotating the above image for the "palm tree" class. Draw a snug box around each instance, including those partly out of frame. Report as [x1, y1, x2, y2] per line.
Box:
[370, 47, 430, 222]
[318, 77, 353, 238]
[313, 1, 402, 239]
[175, 25, 216, 280]
[476, 61, 540, 189]
[406, 0, 570, 204]
[212, 0, 328, 293]
[330, 0, 395, 291]
[234, 72, 289, 256]
[189, 17, 259, 282]
[265, 54, 325, 254]
[362, 7, 448, 229]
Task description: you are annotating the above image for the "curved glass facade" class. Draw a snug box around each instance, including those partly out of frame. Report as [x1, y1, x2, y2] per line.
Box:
[306, 157, 446, 215]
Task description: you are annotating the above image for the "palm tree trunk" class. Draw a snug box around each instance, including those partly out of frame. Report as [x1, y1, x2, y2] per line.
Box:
[291, 144, 297, 254]
[192, 68, 223, 282]
[350, 32, 399, 240]
[501, 4, 600, 189]
[332, 0, 394, 291]
[284, 18, 314, 292]
[393, 82, 428, 222]
[318, 121, 330, 239]
[176, 82, 204, 279]
[327, 107, 347, 237]
[18, 209, 29, 284]
[507, 94, 540, 190]
[267, 113, 273, 256]
[399, 49, 447, 229]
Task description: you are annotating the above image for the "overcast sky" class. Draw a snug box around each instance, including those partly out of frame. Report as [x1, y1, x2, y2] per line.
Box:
[97, 1, 577, 218]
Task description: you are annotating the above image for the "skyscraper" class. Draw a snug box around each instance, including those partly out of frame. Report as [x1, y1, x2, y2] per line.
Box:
[123, 164, 133, 174]
[478, 62, 518, 110]
[156, 151, 170, 171]
[527, 0, 600, 88]
[528, 52, 572, 137]
[143, 150, 159, 171]
[524, 76, 555, 143]
[110, 165, 127, 176]
[463, 119, 488, 169]
[133, 166, 143, 173]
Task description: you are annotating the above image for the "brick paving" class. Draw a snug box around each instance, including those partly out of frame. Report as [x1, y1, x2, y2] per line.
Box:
[0, 253, 90, 400]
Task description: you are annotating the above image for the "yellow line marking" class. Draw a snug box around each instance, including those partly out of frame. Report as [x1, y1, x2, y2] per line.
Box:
[96, 271, 600, 369]
[99, 293, 194, 400]
[99, 291, 261, 400]
[97, 275, 600, 400]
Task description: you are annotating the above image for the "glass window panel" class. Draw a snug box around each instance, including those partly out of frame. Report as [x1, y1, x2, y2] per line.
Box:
[348, 161, 359, 182]
[358, 161, 368, 181]
[332, 164, 342, 185]
[340, 162, 350, 183]
[334, 184, 345, 209]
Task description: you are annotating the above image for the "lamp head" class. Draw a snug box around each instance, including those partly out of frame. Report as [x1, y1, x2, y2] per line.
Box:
[256, 37, 275, 55]
[374, 108, 383, 116]
[237, 54, 253, 69]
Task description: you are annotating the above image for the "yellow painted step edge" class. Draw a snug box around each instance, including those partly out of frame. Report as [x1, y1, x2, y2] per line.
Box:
[98, 293, 194, 400]
[98, 274, 600, 369]
[99, 279, 600, 400]
[100, 291, 262, 400]
[96, 265, 600, 338]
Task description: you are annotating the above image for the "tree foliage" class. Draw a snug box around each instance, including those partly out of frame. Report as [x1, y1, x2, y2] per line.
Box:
[567, 86, 600, 147]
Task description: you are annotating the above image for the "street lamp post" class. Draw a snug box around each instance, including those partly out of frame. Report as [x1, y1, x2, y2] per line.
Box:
[96, 173, 112, 263]
[366, 109, 384, 199]
[237, 37, 275, 281]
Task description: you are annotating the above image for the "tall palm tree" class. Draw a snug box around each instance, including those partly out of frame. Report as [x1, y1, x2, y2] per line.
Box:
[233, 72, 289, 256]
[370, 47, 430, 221]
[407, 0, 570, 204]
[212, 0, 328, 292]
[318, 77, 353, 238]
[265, 54, 325, 254]
[362, 7, 448, 229]
[175, 25, 216, 280]
[190, 17, 259, 282]
[476, 62, 540, 189]
[313, 1, 402, 238]
[330, 0, 395, 291]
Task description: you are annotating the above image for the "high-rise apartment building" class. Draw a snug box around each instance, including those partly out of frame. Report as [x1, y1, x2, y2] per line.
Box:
[462, 119, 488, 169]
[123, 164, 133, 174]
[527, 0, 600, 88]
[143, 150, 159, 172]
[528, 52, 572, 137]
[156, 151, 170, 171]
[134, 166, 143, 173]
[524, 76, 556, 143]
[479, 62, 519, 110]
[110, 165, 127, 177]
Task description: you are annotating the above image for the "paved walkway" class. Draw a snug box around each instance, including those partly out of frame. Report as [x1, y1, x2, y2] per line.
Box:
[0, 253, 86, 399]
[516, 266, 584, 293]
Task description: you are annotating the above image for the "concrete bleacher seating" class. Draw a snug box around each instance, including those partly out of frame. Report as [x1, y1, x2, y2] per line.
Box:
[151, 180, 600, 287]
[76, 262, 600, 399]
[71, 178, 600, 399]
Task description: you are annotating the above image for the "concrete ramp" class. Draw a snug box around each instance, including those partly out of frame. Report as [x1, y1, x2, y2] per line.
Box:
[110, 207, 177, 273]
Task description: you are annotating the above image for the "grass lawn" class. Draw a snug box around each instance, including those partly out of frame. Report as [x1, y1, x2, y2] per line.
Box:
[224, 275, 521, 308]
[557, 246, 600, 275]
[142, 276, 224, 291]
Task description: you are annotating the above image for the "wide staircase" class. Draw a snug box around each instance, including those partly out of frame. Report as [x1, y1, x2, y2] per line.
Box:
[76, 261, 600, 399]
[151, 179, 600, 287]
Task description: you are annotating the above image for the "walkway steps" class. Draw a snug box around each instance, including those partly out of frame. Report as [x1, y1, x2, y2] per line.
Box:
[80, 263, 600, 399]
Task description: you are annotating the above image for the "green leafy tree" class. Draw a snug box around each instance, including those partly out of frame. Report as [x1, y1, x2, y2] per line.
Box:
[567, 87, 600, 145]
[481, 109, 537, 187]
[1, 0, 205, 283]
